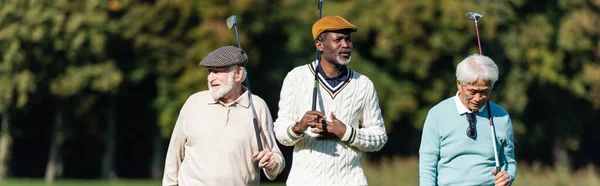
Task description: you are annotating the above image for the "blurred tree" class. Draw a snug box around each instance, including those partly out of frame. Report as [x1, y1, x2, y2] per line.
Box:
[0, 0, 39, 180]
[0, 0, 123, 182]
[221, 0, 600, 167]
[112, 0, 203, 179]
[0, 0, 599, 181]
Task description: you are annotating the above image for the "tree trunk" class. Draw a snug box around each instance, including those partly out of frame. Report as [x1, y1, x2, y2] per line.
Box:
[0, 108, 12, 181]
[151, 124, 163, 180]
[102, 100, 117, 179]
[45, 107, 64, 184]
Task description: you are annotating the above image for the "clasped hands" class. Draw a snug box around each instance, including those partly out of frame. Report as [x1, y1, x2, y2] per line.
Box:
[292, 111, 346, 140]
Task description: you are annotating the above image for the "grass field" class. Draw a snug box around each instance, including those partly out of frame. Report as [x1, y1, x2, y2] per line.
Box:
[0, 179, 286, 186]
[362, 157, 600, 186]
[0, 179, 285, 186]
[2, 157, 599, 186]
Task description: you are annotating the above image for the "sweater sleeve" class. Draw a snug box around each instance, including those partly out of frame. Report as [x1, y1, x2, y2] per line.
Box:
[273, 70, 303, 146]
[419, 109, 440, 186]
[346, 81, 388, 152]
[256, 97, 286, 180]
[162, 98, 190, 186]
[503, 117, 517, 184]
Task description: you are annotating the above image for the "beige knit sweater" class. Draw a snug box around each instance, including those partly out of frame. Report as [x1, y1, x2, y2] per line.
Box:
[274, 61, 388, 186]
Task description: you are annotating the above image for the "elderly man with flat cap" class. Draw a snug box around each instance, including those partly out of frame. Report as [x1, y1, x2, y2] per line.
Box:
[163, 46, 285, 186]
[273, 16, 388, 186]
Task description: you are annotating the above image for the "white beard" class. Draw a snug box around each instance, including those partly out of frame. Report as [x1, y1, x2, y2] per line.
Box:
[208, 72, 235, 100]
[336, 54, 352, 65]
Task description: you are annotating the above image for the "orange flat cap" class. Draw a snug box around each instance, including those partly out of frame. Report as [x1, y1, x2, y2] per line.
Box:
[312, 16, 357, 40]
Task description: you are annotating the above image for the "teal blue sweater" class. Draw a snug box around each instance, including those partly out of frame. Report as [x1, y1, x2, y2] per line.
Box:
[419, 97, 517, 186]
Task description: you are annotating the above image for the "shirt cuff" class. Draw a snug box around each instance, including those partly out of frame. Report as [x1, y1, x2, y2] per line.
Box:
[340, 124, 357, 143]
[287, 123, 304, 140]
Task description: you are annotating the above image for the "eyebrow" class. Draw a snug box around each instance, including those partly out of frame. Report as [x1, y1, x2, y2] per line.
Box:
[468, 88, 489, 92]
[207, 68, 228, 72]
[331, 33, 351, 39]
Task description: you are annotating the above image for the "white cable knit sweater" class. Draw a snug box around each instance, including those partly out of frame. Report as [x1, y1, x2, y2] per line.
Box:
[274, 61, 388, 186]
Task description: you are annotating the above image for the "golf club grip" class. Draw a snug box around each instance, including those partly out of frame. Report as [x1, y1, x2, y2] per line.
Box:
[496, 166, 501, 174]
[253, 117, 264, 152]
[311, 82, 318, 111]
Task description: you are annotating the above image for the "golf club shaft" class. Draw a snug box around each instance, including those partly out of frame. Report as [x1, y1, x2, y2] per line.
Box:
[470, 12, 501, 173]
[490, 117, 501, 172]
[312, 0, 324, 111]
[487, 102, 501, 173]
[475, 20, 482, 55]
[234, 27, 242, 49]
[230, 18, 265, 152]
[315, 0, 323, 61]
[246, 78, 264, 152]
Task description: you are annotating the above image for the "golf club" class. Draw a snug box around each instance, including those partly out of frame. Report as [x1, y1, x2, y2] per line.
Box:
[226, 16, 266, 179]
[226, 16, 242, 50]
[465, 12, 483, 55]
[312, 0, 324, 112]
[312, 0, 330, 135]
[466, 11, 501, 174]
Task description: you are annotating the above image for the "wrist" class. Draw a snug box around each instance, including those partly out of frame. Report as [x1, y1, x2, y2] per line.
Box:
[335, 124, 346, 138]
[287, 122, 304, 140]
[340, 124, 356, 143]
[292, 122, 304, 135]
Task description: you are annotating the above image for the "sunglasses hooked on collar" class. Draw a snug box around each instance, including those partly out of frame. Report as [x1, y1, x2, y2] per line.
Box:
[466, 112, 477, 139]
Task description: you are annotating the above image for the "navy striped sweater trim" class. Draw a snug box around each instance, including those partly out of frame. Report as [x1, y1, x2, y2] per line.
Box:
[308, 61, 353, 99]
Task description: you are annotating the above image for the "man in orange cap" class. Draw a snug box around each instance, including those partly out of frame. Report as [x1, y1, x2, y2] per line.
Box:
[274, 16, 388, 186]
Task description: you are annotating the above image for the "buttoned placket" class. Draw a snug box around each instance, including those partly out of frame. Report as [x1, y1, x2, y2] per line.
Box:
[225, 106, 230, 125]
[223, 102, 236, 126]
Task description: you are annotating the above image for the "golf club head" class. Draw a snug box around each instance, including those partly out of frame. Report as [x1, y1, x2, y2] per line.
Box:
[465, 12, 483, 21]
[226, 15, 237, 30]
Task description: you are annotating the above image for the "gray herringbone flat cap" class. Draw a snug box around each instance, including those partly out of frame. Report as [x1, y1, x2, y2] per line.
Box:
[199, 46, 248, 67]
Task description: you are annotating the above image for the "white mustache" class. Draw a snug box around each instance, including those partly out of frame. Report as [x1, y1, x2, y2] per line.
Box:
[338, 50, 351, 54]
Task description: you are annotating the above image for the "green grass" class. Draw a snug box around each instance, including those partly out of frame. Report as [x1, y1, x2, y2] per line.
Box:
[362, 157, 600, 186]
[3, 157, 599, 186]
[0, 179, 161, 186]
[0, 179, 285, 186]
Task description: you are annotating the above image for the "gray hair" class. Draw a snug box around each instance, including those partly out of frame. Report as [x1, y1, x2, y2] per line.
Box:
[228, 65, 247, 82]
[456, 54, 499, 86]
[316, 32, 329, 42]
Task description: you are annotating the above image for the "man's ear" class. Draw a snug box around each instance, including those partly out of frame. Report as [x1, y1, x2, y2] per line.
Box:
[234, 67, 244, 83]
[315, 41, 323, 52]
[456, 80, 462, 91]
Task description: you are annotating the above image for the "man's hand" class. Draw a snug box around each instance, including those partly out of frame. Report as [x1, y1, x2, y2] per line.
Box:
[253, 148, 276, 170]
[311, 112, 346, 139]
[293, 111, 325, 135]
[491, 169, 511, 186]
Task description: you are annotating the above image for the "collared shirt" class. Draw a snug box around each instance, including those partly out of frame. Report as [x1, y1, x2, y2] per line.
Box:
[163, 89, 285, 186]
[274, 61, 388, 186]
[316, 63, 350, 88]
[310, 61, 354, 99]
[419, 96, 517, 185]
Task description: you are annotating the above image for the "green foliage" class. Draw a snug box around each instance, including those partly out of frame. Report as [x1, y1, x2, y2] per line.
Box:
[0, 0, 599, 177]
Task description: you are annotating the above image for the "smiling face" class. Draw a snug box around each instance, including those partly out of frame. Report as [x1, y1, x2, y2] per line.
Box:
[457, 78, 493, 111]
[316, 31, 353, 65]
[206, 66, 243, 101]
